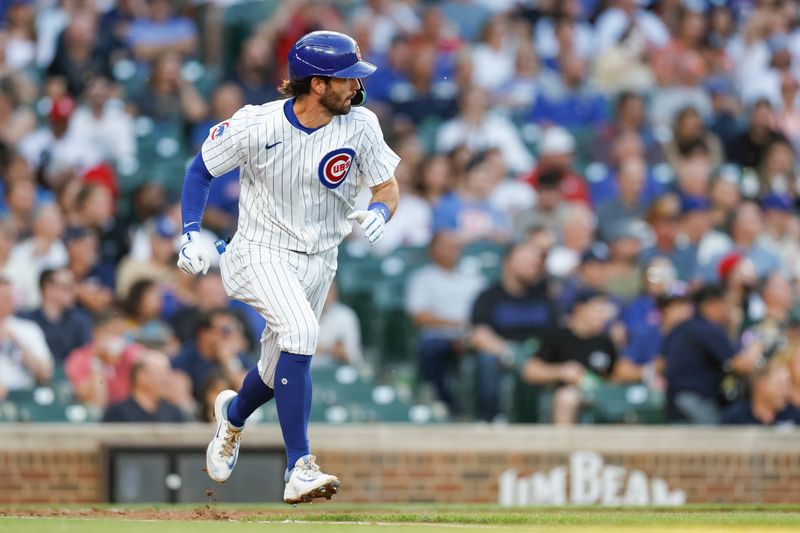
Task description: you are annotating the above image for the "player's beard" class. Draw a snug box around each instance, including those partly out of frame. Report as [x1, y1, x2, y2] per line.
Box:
[319, 86, 352, 116]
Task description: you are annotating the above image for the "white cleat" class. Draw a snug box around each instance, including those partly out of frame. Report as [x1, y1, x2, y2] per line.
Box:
[283, 455, 340, 504]
[206, 389, 242, 483]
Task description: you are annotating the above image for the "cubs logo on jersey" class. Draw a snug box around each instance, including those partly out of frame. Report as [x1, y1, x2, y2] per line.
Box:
[210, 121, 230, 141]
[318, 148, 355, 189]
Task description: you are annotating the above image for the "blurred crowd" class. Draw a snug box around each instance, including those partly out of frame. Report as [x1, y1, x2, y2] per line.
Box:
[2, 0, 800, 426]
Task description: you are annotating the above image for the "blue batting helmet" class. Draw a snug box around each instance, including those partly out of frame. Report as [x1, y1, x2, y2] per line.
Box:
[288, 31, 376, 106]
[288, 31, 376, 80]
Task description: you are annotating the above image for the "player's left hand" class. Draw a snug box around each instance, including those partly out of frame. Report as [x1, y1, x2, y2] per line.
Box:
[347, 209, 386, 245]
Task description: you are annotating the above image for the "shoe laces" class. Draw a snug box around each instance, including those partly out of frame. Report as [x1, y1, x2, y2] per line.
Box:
[219, 425, 242, 459]
[300, 455, 321, 474]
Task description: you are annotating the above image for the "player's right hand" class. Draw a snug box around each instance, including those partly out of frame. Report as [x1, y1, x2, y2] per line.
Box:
[177, 231, 210, 275]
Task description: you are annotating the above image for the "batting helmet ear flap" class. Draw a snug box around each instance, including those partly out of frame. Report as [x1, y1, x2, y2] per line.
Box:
[351, 79, 367, 107]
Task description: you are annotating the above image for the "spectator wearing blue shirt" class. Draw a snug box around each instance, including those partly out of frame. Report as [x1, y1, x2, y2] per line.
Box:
[530, 52, 608, 129]
[127, 0, 198, 62]
[433, 152, 511, 244]
[172, 308, 251, 401]
[21, 268, 91, 363]
[662, 284, 765, 424]
[622, 257, 678, 367]
[704, 201, 784, 282]
[595, 157, 647, 242]
[364, 35, 413, 106]
[640, 194, 699, 282]
[470, 242, 558, 421]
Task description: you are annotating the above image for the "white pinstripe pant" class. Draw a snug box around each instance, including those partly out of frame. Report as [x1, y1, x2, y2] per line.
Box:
[219, 237, 337, 388]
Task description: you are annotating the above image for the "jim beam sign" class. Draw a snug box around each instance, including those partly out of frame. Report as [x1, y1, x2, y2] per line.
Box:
[498, 451, 686, 507]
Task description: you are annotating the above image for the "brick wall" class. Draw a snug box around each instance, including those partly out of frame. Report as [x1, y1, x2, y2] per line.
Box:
[0, 425, 798, 504]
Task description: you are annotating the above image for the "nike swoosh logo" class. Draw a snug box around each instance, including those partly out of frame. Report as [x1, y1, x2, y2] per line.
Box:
[265, 141, 282, 150]
[184, 222, 192, 228]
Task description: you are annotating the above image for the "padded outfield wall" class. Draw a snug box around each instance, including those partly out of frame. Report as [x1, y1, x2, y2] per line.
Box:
[0, 425, 797, 505]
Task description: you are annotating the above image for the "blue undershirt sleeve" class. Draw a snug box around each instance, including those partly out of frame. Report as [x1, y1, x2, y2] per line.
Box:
[181, 151, 214, 234]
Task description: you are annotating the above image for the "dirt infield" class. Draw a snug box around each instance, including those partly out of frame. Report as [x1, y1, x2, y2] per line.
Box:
[0, 505, 248, 521]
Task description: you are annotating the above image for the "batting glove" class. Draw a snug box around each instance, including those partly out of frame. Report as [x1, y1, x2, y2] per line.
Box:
[177, 231, 210, 275]
[347, 204, 389, 245]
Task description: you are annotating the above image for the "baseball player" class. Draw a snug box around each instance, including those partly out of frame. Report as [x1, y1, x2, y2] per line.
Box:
[176, 31, 400, 503]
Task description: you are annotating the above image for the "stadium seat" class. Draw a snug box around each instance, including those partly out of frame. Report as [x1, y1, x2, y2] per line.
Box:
[580, 384, 666, 424]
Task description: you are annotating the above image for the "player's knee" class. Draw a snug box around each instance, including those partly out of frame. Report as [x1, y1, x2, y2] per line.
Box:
[281, 322, 320, 356]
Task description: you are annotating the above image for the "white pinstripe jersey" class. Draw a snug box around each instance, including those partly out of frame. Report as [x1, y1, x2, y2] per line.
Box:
[201, 99, 400, 254]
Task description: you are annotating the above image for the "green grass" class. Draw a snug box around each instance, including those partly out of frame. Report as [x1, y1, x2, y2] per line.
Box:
[2, 504, 800, 532]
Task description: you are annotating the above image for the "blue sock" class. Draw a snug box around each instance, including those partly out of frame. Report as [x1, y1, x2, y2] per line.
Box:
[274, 351, 312, 469]
[227, 366, 274, 428]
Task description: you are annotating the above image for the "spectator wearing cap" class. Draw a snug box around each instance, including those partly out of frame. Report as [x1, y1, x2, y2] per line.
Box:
[103, 350, 186, 423]
[436, 85, 534, 175]
[513, 168, 569, 239]
[530, 51, 608, 129]
[171, 308, 250, 401]
[469, 241, 558, 421]
[705, 201, 783, 282]
[66, 75, 136, 172]
[605, 220, 648, 302]
[126, 0, 198, 62]
[64, 226, 115, 314]
[662, 284, 765, 424]
[65, 308, 143, 409]
[522, 289, 639, 424]
[20, 268, 91, 363]
[640, 194, 699, 282]
[595, 157, 646, 243]
[706, 75, 741, 151]
[680, 195, 732, 270]
[760, 192, 800, 279]
[4, 203, 67, 311]
[432, 152, 511, 244]
[46, 11, 112, 97]
[0, 276, 53, 395]
[721, 356, 800, 426]
[523, 127, 589, 205]
[116, 214, 178, 300]
[725, 99, 790, 170]
[557, 242, 611, 314]
[406, 231, 485, 413]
